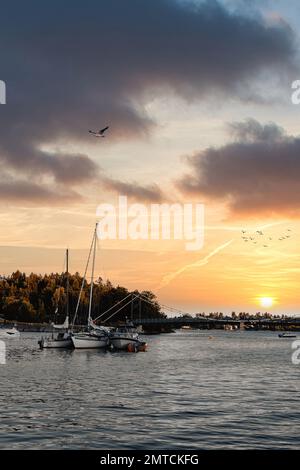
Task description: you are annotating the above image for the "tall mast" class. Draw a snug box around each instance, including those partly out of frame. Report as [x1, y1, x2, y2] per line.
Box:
[131, 293, 134, 320]
[139, 297, 142, 323]
[88, 224, 97, 326]
[66, 248, 69, 319]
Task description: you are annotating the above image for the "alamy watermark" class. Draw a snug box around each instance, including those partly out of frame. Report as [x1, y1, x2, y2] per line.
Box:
[0, 340, 6, 364]
[96, 196, 204, 251]
[291, 339, 300, 365]
[0, 80, 6, 104]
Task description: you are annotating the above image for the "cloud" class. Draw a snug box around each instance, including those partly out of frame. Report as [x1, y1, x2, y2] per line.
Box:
[177, 119, 300, 217]
[0, 178, 81, 205]
[0, 0, 297, 203]
[101, 176, 165, 203]
[228, 118, 286, 143]
[0, 145, 99, 186]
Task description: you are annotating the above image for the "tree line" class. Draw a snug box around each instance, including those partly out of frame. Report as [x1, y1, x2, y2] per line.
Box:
[0, 271, 165, 324]
[194, 311, 291, 320]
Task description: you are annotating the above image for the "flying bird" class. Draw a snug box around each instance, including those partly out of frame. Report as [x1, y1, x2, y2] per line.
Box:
[88, 126, 109, 138]
[242, 226, 294, 252]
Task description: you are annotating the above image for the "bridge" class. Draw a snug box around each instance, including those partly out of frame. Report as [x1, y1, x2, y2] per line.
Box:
[114, 294, 300, 331]
[132, 315, 300, 330]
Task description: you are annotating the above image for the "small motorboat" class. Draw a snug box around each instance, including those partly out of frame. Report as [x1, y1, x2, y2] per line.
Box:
[278, 332, 297, 338]
[0, 326, 20, 338]
[109, 322, 141, 351]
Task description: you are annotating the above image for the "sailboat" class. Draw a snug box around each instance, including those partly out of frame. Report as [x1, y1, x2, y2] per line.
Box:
[38, 249, 73, 349]
[71, 223, 109, 349]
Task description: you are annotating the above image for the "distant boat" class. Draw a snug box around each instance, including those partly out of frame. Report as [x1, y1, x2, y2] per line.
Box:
[0, 326, 20, 338]
[224, 324, 233, 331]
[38, 249, 73, 349]
[278, 332, 297, 338]
[71, 223, 109, 350]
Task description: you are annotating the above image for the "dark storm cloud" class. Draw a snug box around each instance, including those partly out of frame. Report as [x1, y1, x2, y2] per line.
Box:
[102, 177, 165, 203]
[177, 119, 300, 216]
[0, 0, 297, 202]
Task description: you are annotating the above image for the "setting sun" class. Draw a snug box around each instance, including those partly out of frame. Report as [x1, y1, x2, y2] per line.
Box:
[259, 297, 274, 309]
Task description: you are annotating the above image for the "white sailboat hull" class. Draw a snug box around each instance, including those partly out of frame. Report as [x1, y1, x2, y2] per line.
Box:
[72, 334, 109, 349]
[39, 337, 73, 349]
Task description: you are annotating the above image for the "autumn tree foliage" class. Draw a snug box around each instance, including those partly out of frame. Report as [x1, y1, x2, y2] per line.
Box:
[0, 271, 164, 324]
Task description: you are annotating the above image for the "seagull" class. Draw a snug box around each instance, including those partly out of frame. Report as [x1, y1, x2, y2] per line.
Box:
[256, 230, 263, 235]
[242, 230, 246, 234]
[88, 126, 109, 138]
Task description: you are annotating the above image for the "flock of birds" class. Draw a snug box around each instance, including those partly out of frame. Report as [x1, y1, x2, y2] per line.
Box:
[241, 228, 292, 248]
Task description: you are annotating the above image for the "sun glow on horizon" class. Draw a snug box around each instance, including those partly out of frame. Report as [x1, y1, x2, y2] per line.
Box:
[259, 297, 275, 309]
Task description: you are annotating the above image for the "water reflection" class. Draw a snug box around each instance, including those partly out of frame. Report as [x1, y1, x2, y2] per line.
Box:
[0, 331, 299, 449]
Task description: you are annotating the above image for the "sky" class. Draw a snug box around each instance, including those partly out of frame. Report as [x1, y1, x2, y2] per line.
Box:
[1, 0, 300, 315]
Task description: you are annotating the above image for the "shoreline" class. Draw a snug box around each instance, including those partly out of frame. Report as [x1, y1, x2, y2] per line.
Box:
[1, 319, 299, 333]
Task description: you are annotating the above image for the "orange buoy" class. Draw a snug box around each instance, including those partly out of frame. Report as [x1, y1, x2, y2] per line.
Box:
[127, 343, 135, 352]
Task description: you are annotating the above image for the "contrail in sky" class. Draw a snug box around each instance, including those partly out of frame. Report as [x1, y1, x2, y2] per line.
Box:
[256, 221, 287, 231]
[158, 239, 234, 290]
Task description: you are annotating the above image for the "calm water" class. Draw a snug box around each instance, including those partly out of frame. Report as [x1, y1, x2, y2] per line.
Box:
[0, 330, 299, 449]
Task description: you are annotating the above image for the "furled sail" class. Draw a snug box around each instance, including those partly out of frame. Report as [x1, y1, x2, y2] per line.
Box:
[88, 318, 109, 333]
